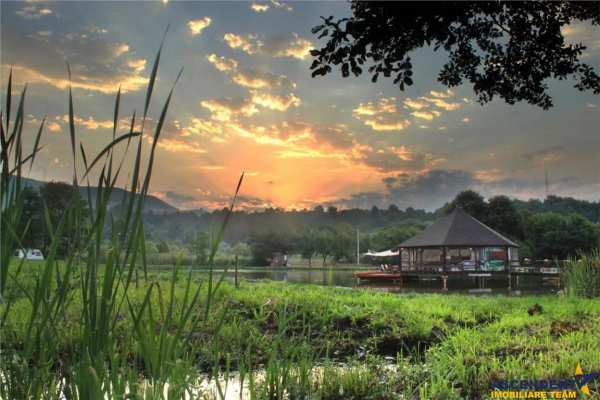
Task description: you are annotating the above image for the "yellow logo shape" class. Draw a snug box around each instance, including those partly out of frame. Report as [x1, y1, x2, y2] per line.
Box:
[575, 363, 591, 396]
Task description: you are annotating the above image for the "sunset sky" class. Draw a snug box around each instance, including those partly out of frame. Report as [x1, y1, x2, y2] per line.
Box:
[2, 1, 599, 211]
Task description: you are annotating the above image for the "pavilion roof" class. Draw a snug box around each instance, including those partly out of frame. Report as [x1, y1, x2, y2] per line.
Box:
[398, 208, 519, 248]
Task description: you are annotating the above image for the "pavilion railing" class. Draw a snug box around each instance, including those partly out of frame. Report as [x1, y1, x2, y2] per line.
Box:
[394, 259, 563, 274]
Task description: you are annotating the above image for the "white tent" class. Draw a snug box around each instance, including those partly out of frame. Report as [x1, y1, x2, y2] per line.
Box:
[363, 249, 399, 257]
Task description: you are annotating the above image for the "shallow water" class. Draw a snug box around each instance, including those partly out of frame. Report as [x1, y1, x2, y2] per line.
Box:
[153, 266, 561, 296]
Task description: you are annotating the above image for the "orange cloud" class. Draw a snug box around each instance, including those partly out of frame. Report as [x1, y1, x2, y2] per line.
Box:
[187, 17, 212, 35]
[411, 110, 441, 120]
[201, 98, 259, 121]
[206, 54, 238, 72]
[156, 138, 206, 154]
[403, 98, 428, 110]
[61, 115, 113, 130]
[250, 91, 300, 111]
[353, 98, 411, 131]
[15, 4, 53, 19]
[223, 33, 263, 54]
[223, 32, 313, 60]
[250, 3, 270, 12]
[47, 122, 61, 133]
[355, 90, 466, 131]
[207, 53, 295, 90]
[9, 64, 148, 94]
[127, 58, 146, 72]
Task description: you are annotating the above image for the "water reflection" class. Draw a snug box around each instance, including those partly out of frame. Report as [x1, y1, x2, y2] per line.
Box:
[200, 268, 560, 296]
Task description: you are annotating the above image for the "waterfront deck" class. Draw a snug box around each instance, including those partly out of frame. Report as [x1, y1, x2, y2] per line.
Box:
[354, 260, 562, 289]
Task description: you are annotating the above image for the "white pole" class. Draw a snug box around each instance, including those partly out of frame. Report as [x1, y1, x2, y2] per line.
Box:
[356, 228, 360, 265]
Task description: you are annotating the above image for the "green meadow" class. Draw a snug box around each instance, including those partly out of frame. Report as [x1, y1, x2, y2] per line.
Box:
[2, 262, 600, 398]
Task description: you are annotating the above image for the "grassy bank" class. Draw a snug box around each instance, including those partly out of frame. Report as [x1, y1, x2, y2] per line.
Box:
[3, 264, 600, 398]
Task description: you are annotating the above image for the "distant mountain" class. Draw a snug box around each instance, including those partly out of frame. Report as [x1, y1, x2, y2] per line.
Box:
[21, 177, 178, 214]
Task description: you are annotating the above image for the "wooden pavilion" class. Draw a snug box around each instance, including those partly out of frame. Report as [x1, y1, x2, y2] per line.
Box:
[397, 207, 520, 274]
[354, 208, 562, 289]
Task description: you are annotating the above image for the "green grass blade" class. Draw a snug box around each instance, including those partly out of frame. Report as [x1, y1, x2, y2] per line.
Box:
[5, 67, 11, 133]
[28, 116, 45, 172]
[143, 25, 169, 121]
[66, 62, 77, 183]
[81, 131, 141, 179]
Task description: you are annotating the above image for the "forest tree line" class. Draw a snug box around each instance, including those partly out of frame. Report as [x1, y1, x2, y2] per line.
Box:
[15, 181, 600, 266]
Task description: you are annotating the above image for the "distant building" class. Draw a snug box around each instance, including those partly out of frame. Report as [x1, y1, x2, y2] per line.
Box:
[269, 252, 288, 267]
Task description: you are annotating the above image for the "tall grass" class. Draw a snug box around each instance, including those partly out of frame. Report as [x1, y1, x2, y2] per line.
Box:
[562, 249, 600, 298]
[0, 35, 242, 398]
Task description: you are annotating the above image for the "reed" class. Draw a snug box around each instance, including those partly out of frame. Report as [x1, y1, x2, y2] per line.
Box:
[0, 34, 242, 398]
[563, 249, 600, 298]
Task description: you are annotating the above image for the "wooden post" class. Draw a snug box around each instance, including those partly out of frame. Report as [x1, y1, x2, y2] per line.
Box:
[442, 275, 448, 291]
[234, 254, 239, 289]
[442, 247, 447, 273]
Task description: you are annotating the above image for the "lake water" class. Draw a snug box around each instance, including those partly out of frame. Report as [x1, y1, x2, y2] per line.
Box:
[184, 267, 561, 296]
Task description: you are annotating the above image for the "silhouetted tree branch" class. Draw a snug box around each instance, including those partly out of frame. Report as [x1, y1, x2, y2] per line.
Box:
[310, 1, 600, 109]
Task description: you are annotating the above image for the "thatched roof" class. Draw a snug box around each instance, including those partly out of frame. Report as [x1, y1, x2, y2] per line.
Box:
[399, 208, 519, 248]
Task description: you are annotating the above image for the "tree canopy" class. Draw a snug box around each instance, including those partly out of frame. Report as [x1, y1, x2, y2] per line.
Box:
[523, 212, 598, 259]
[310, 1, 600, 109]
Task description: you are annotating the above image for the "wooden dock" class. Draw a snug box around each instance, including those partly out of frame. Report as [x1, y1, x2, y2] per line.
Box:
[354, 262, 562, 290]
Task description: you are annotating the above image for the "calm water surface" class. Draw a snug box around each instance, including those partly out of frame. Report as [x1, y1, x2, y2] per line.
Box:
[175, 267, 561, 296]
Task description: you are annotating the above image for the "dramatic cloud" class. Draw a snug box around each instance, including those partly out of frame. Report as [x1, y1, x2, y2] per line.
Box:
[47, 122, 62, 133]
[356, 145, 443, 173]
[3, 2, 597, 211]
[187, 17, 212, 35]
[429, 90, 452, 99]
[233, 69, 295, 90]
[354, 90, 465, 131]
[403, 98, 428, 110]
[182, 117, 226, 139]
[127, 58, 146, 72]
[200, 92, 299, 121]
[223, 32, 313, 59]
[411, 110, 441, 120]
[269, 0, 293, 11]
[223, 33, 263, 54]
[334, 169, 477, 209]
[165, 191, 196, 202]
[2, 28, 148, 93]
[15, 4, 53, 19]
[207, 54, 295, 90]
[422, 96, 462, 111]
[60, 115, 113, 130]
[250, 91, 300, 111]
[156, 137, 206, 154]
[206, 54, 238, 72]
[384, 169, 476, 208]
[201, 98, 259, 121]
[521, 146, 564, 167]
[353, 98, 412, 131]
[183, 191, 274, 211]
[250, 3, 270, 12]
[562, 22, 600, 57]
[264, 33, 313, 59]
